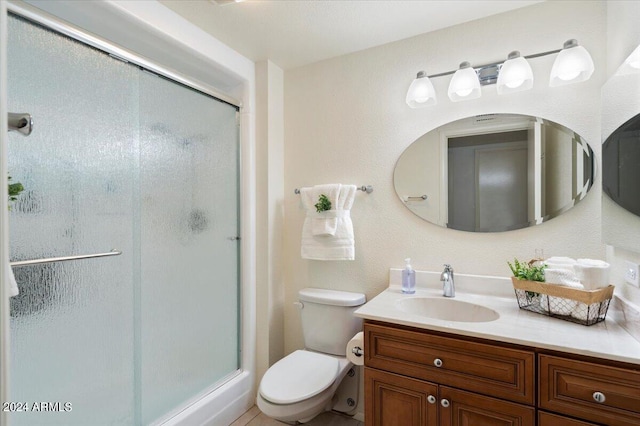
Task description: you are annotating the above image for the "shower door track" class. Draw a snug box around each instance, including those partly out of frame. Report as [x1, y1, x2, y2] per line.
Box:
[7, 1, 242, 109]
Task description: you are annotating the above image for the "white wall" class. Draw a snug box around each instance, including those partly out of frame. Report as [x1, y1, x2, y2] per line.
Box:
[283, 0, 607, 354]
[255, 60, 285, 384]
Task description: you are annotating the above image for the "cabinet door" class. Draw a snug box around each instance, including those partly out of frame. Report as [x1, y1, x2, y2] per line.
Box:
[365, 367, 438, 426]
[439, 386, 535, 426]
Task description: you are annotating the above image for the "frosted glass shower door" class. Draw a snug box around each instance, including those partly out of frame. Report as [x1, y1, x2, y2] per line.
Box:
[138, 73, 240, 423]
[7, 15, 137, 425]
[7, 11, 240, 426]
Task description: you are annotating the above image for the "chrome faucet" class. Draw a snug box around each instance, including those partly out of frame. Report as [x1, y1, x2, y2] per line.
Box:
[441, 264, 455, 297]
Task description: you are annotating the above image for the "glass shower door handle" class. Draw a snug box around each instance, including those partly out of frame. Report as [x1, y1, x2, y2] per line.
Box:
[8, 112, 33, 136]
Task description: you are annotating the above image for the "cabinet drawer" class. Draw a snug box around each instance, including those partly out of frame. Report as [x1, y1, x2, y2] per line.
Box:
[364, 323, 535, 404]
[539, 354, 640, 426]
[538, 411, 598, 426]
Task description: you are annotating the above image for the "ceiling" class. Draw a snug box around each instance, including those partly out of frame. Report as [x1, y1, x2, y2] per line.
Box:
[160, 0, 543, 70]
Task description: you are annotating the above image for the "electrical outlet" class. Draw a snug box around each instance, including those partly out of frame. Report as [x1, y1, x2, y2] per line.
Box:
[624, 261, 640, 287]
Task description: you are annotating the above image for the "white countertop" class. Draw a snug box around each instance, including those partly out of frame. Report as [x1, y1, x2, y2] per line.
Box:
[354, 270, 640, 365]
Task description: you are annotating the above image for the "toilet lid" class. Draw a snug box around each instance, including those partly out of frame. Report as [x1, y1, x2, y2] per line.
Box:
[259, 350, 339, 404]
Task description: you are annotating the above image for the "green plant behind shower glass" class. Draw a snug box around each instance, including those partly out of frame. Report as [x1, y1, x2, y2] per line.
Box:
[8, 174, 24, 208]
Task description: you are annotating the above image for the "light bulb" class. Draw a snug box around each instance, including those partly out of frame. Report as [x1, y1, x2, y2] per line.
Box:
[557, 70, 581, 81]
[506, 79, 525, 89]
[455, 88, 473, 97]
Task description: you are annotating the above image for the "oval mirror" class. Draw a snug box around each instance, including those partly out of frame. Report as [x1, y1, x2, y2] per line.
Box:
[394, 114, 595, 232]
[603, 112, 640, 217]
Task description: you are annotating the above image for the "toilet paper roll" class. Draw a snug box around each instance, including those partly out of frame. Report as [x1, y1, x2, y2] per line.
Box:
[346, 331, 364, 366]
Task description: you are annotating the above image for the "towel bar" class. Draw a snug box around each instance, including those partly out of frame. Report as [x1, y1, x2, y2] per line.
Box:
[294, 185, 373, 194]
[404, 195, 428, 202]
[10, 250, 122, 267]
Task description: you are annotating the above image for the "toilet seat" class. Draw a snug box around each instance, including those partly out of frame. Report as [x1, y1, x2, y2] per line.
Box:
[259, 350, 339, 404]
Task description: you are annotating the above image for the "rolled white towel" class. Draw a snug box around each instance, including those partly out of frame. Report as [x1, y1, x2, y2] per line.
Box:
[544, 269, 583, 287]
[571, 302, 592, 322]
[545, 257, 576, 272]
[541, 270, 583, 315]
[575, 259, 610, 290]
[546, 256, 576, 264]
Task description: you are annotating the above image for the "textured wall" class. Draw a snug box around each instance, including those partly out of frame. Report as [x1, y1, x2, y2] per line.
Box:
[283, 0, 607, 353]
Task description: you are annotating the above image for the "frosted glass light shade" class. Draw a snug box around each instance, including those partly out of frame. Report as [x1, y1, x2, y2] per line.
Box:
[549, 40, 594, 87]
[448, 62, 481, 101]
[618, 44, 640, 75]
[406, 71, 437, 107]
[497, 51, 533, 94]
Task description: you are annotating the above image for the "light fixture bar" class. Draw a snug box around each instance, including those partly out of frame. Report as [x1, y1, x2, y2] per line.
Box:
[424, 48, 562, 80]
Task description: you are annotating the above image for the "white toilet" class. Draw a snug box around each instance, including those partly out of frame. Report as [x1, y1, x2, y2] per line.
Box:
[256, 288, 366, 423]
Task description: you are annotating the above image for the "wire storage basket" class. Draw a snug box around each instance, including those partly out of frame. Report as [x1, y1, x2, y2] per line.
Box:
[511, 277, 614, 326]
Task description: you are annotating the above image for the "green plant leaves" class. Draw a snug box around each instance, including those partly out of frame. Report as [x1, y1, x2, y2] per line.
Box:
[8, 174, 24, 207]
[507, 258, 546, 282]
[314, 194, 331, 213]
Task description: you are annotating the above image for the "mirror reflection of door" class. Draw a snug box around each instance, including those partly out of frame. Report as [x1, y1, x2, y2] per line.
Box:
[448, 131, 529, 232]
[603, 125, 640, 216]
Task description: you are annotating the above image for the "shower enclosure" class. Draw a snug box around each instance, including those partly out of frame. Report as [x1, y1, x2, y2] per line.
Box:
[5, 11, 241, 425]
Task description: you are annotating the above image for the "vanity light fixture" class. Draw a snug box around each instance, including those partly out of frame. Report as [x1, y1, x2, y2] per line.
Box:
[549, 39, 594, 87]
[406, 39, 594, 108]
[496, 51, 534, 94]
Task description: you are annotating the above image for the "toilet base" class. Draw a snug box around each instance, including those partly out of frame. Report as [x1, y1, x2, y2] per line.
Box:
[256, 354, 355, 423]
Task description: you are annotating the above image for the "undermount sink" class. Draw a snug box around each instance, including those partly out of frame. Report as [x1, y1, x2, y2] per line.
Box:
[396, 297, 500, 323]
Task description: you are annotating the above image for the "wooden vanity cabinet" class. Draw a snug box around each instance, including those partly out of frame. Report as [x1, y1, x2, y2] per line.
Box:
[364, 321, 640, 426]
[364, 321, 535, 425]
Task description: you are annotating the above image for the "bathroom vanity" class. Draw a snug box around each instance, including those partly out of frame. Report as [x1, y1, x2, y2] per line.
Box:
[355, 272, 640, 426]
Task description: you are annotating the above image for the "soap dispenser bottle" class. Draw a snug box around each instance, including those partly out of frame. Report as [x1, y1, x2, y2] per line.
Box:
[402, 258, 416, 294]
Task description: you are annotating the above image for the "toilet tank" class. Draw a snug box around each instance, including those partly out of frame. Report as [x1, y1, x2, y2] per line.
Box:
[298, 288, 366, 356]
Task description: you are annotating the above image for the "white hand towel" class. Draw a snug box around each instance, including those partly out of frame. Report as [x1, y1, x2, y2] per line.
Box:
[303, 184, 341, 236]
[5, 263, 19, 297]
[300, 184, 356, 260]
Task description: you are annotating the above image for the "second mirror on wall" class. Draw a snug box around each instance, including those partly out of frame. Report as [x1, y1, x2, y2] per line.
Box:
[394, 114, 595, 232]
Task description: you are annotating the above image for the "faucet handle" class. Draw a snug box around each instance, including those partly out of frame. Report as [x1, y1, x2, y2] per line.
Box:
[443, 264, 452, 271]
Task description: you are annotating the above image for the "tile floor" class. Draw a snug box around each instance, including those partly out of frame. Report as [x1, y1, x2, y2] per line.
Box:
[230, 406, 363, 426]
